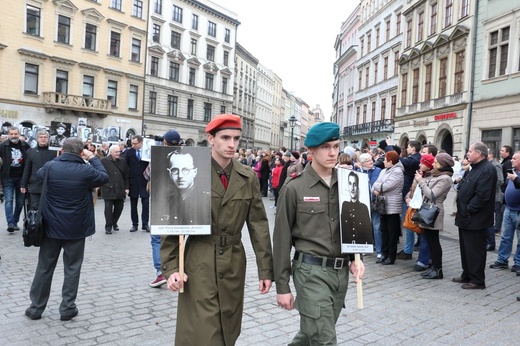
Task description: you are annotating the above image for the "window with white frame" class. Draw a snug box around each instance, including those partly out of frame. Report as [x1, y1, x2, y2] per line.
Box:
[461, 0, 470, 19]
[454, 50, 465, 93]
[133, 1, 143, 19]
[225, 28, 230, 43]
[83, 75, 94, 97]
[167, 95, 178, 117]
[56, 70, 68, 94]
[150, 57, 159, 76]
[169, 62, 179, 81]
[417, 12, 424, 42]
[412, 68, 419, 103]
[425, 64, 432, 100]
[153, 24, 160, 43]
[191, 38, 197, 55]
[222, 77, 228, 94]
[154, 0, 162, 15]
[171, 31, 181, 49]
[205, 73, 214, 90]
[26, 5, 41, 36]
[131, 38, 141, 62]
[24, 63, 39, 94]
[406, 19, 412, 48]
[204, 102, 212, 122]
[223, 51, 229, 66]
[173, 5, 183, 23]
[111, 0, 122, 11]
[189, 67, 196, 86]
[444, 0, 453, 28]
[128, 85, 138, 110]
[488, 26, 509, 78]
[207, 44, 215, 62]
[149, 91, 157, 114]
[192, 14, 198, 30]
[208, 21, 216, 37]
[85, 24, 97, 51]
[187, 99, 194, 119]
[57, 15, 70, 44]
[110, 31, 121, 56]
[430, 3, 437, 35]
[438, 57, 447, 97]
[401, 72, 408, 105]
[107, 80, 118, 107]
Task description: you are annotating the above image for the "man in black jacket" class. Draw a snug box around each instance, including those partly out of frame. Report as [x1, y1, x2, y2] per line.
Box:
[20, 129, 57, 210]
[25, 138, 108, 320]
[453, 142, 497, 290]
[100, 145, 129, 234]
[0, 126, 30, 232]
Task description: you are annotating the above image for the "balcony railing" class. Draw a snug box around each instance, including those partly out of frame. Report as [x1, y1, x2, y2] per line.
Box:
[342, 119, 394, 136]
[43, 92, 111, 114]
[396, 92, 467, 117]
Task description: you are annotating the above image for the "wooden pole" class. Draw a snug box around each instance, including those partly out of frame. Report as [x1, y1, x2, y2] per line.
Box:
[355, 253, 363, 309]
[179, 234, 185, 293]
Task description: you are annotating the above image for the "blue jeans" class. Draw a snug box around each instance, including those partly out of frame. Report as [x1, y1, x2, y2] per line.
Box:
[402, 202, 415, 254]
[3, 177, 24, 226]
[417, 233, 431, 267]
[151, 235, 162, 275]
[496, 207, 520, 265]
[372, 211, 382, 255]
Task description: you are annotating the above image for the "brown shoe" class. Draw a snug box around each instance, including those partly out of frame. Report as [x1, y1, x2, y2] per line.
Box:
[452, 277, 471, 283]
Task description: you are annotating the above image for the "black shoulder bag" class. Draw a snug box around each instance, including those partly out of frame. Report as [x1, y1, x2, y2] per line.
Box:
[23, 162, 52, 247]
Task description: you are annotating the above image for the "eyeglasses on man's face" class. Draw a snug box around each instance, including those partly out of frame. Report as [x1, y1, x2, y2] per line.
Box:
[167, 167, 194, 176]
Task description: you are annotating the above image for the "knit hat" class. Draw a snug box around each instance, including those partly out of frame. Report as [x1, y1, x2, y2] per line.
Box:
[378, 139, 388, 151]
[385, 151, 399, 164]
[343, 146, 356, 158]
[385, 145, 401, 156]
[435, 153, 454, 168]
[291, 150, 300, 160]
[420, 154, 435, 169]
[284, 151, 292, 157]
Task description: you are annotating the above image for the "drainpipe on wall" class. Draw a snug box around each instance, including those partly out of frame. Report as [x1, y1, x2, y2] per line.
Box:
[465, 0, 480, 152]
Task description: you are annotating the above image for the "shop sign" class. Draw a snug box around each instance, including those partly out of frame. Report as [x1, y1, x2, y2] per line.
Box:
[434, 112, 456, 121]
[0, 109, 19, 119]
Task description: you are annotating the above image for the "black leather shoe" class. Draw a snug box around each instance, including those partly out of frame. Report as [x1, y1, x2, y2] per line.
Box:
[142, 225, 150, 232]
[452, 277, 471, 283]
[113, 225, 119, 231]
[461, 283, 486, 290]
[517, 296, 520, 302]
[381, 258, 395, 265]
[413, 264, 428, 272]
[60, 308, 78, 321]
[396, 250, 412, 260]
[105, 227, 112, 234]
[25, 308, 41, 320]
[490, 261, 508, 269]
[130, 226, 138, 232]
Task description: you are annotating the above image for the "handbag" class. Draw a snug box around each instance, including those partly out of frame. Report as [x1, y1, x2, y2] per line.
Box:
[371, 183, 386, 214]
[23, 162, 52, 247]
[403, 208, 423, 234]
[411, 191, 440, 228]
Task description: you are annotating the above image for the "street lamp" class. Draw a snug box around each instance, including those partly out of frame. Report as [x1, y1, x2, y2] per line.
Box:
[289, 115, 297, 150]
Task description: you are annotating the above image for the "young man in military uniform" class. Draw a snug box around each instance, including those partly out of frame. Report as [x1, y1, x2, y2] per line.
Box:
[273, 122, 365, 345]
[160, 114, 273, 345]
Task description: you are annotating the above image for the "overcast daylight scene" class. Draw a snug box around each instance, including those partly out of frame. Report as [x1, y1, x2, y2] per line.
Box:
[1, 0, 520, 345]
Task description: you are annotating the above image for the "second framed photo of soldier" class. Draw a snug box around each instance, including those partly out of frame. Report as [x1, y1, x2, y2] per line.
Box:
[49, 121, 71, 150]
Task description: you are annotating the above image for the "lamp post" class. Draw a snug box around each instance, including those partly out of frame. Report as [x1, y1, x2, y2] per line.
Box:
[289, 115, 297, 151]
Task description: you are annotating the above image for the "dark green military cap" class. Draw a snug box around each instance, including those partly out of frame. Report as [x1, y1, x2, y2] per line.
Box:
[304, 122, 340, 148]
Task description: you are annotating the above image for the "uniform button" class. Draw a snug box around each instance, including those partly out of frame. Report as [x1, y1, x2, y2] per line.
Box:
[333, 240, 337, 243]
[219, 250, 223, 255]
[219, 274, 223, 279]
[331, 218, 334, 221]
[311, 209, 314, 213]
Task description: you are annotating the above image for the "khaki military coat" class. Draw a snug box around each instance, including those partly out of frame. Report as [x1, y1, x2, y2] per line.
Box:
[160, 159, 273, 346]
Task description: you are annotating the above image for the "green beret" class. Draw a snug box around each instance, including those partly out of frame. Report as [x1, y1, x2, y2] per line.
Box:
[304, 122, 340, 148]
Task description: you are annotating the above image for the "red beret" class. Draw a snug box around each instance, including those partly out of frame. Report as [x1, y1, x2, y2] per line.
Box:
[205, 114, 242, 134]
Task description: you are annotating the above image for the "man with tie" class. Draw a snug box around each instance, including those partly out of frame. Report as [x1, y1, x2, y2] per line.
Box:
[160, 114, 273, 345]
[126, 135, 150, 232]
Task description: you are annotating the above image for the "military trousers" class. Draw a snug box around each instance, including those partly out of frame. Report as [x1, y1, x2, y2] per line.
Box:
[289, 258, 349, 345]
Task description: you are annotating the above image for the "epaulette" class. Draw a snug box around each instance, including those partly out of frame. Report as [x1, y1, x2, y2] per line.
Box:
[285, 172, 303, 184]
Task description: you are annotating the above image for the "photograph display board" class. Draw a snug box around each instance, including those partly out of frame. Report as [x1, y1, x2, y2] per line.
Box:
[338, 169, 374, 254]
[150, 146, 212, 235]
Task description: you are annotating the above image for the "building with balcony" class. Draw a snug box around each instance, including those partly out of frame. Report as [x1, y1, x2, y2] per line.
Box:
[348, 0, 402, 151]
[471, 0, 520, 155]
[254, 63, 274, 150]
[144, 0, 238, 145]
[271, 73, 283, 149]
[0, 0, 148, 142]
[395, 0, 474, 156]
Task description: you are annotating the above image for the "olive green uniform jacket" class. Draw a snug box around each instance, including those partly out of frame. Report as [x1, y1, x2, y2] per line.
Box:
[160, 159, 273, 346]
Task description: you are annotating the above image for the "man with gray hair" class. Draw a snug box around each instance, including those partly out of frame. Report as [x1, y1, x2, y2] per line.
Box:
[25, 138, 108, 320]
[453, 142, 497, 290]
[100, 144, 129, 234]
[21, 129, 57, 210]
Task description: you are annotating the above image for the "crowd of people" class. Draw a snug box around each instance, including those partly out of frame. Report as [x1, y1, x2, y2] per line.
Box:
[1, 116, 520, 343]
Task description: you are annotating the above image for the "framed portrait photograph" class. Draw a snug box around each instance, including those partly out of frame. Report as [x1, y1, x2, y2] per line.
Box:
[150, 146, 212, 235]
[338, 169, 374, 254]
[49, 121, 71, 150]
